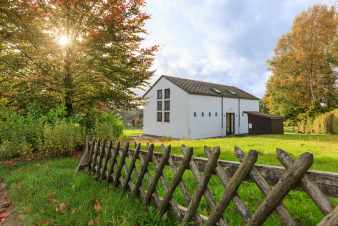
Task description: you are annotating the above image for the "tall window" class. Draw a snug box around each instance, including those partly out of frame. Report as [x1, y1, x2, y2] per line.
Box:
[157, 89, 170, 122]
[157, 89, 163, 122]
[164, 89, 170, 122]
[164, 88, 170, 99]
[157, 90, 162, 99]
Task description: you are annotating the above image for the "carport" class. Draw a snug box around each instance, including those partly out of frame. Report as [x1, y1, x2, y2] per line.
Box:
[245, 111, 284, 135]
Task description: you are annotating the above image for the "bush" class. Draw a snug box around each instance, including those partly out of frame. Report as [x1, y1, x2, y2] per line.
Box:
[0, 107, 42, 159]
[40, 120, 85, 156]
[312, 109, 338, 134]
[0, 105, 123, 160]
[0, 140, 32, 160]
[91, 112, 123, 141]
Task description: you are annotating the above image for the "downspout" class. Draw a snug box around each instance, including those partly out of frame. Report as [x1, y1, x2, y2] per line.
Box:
[221, 95, 224, 128]
[238, 98, 241, 134]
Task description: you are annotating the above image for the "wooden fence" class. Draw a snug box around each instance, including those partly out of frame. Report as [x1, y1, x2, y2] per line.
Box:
[76, 138, 338, 226]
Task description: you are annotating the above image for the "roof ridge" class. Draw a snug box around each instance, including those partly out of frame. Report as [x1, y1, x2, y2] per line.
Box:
[163, 75, 233, 88]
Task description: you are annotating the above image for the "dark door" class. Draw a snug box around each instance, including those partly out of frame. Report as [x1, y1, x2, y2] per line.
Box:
[226, 113, 235, 135]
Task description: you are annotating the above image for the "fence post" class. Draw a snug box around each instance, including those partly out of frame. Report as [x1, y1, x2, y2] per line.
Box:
[207, 150, 257, 226]
[160, 146, 193, 216]
[123, 143, 141, 191]
[113, 142, 129, 186]
[247, 152, 313, 226]
[181, 147, 219, 225]
[145, 145, 171, 204]
[134, 144, 154, 196]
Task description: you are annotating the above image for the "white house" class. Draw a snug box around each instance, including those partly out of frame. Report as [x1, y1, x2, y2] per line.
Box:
[143, 75, 261, 139]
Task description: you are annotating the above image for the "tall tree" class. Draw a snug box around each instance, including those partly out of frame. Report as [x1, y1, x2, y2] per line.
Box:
[263, 5, 337, 118]
[0, 0, 157, 116]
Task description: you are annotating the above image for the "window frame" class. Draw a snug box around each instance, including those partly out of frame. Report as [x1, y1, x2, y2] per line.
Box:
[164, 112, 170, 122]
[164, 88, 170, 99]
[157, 89, 163, 99]
[157, 101, 163, 111]
[157, 112, 162, 122]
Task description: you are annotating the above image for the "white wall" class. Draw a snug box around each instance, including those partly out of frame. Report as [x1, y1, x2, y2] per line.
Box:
[188, 96, 259, 139]
[188, 95, 223, 139]
[143, 77, 190, 138]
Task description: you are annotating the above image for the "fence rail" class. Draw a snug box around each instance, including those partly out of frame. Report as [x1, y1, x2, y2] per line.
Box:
[76, 138, 338, 226]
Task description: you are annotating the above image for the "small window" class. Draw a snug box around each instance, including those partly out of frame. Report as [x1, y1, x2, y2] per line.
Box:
[157, 101, 162, 111]
[201, 112, 204, 117]
[157, 112, 162, 122]
[164, 88, 170, 99]
[164, 112, 170, 122]
[194, 112, 197, 117]
[215, 112, 218, 117]
[164, 100, 170, 111]
[209, 112, 211, 117]
[157, 90, 162, 99]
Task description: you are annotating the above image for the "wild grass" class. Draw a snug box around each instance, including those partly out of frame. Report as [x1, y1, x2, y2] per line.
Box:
[1, 132, 337, 225]
[0, 159, 175, 226]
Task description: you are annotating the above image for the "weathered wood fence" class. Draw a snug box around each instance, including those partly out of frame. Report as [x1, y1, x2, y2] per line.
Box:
[76, 138, 338, 226]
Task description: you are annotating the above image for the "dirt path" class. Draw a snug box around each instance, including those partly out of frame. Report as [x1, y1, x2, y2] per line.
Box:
[0, 180, 23, 226]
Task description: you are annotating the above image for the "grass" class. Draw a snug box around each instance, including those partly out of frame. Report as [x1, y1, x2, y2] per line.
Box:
[0, 158, 175, 226]
[123, 129, 143, 137]
[130, 132, 338, 172]
[1, 131, 337, 225]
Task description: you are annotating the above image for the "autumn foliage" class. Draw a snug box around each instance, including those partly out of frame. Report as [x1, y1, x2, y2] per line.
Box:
[263, 5, 337, 122]
[0, 0, 157, 116]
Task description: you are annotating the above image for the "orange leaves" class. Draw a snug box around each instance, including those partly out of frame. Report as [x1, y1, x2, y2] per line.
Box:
[93, 199, 102, 212]
[55, 202, 68, 213]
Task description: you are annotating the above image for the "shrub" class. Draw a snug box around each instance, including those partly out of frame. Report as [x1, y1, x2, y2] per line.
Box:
[40, 120, 85, 156]
[0, 140, 32, 160]
[312, 109, 338, 134]
[0, 107, 42, 159]
[91, 112, 124, 141]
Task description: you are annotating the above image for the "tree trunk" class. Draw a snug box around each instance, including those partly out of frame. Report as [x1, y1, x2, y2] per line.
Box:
[64, 49, 74, 117]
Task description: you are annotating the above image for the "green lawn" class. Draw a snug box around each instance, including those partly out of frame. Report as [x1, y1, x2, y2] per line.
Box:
[123, 129, 143, 137]
[1, 132, 337, 225]
[130, 131, 338, 172]
[0, 159, 175, 226]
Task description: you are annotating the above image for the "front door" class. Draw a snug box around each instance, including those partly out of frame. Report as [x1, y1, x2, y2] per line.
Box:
[226, 113, 235, 135]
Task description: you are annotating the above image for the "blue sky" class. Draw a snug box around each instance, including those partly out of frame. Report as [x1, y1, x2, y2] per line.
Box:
[143, 0, 336, 98]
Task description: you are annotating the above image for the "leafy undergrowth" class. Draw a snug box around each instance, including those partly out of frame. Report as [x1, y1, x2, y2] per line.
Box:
[0, 158, 176, 226]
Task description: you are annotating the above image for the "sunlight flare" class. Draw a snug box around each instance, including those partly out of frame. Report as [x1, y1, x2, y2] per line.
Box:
[56, 34, 71, 47]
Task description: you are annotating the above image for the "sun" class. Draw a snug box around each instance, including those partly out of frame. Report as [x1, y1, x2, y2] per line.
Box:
[56, 34, 71, 47]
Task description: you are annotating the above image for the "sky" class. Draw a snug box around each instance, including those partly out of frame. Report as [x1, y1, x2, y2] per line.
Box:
[142, 0, 336, 98]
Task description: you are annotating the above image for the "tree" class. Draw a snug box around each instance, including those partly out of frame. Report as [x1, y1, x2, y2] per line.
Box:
[0, 0, 157, 116]
[263, 5, 337, 119]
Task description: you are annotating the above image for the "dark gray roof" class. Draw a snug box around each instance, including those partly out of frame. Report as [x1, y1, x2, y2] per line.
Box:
[245, 111, 283, 119]
[161, 75, 259, 100]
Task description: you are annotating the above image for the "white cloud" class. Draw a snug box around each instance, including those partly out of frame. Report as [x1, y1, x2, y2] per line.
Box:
[143, 0, 336, 97]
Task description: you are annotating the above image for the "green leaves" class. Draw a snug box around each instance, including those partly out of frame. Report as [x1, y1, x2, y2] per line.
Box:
[0, 0, 157, 115]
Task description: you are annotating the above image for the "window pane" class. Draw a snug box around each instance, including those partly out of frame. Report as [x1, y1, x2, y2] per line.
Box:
[164, 112, 170, 122]
[164, 100, 170, 111]
[157, 112, 162, 122]
[215, 112, 218, 117]
[201, 112, 204, 117]
[209, 112, 211, 117]
[157, 90, 162, 99]
[157, 101, 162, 111]
[164, 88, 170, 99]
[194, 112, 197, 117]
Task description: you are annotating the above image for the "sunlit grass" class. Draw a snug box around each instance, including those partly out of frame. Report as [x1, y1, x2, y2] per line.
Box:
[125, 130, 338, 172]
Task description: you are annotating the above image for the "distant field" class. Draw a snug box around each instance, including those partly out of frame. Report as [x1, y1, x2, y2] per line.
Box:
[124, 130, 338, 172]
